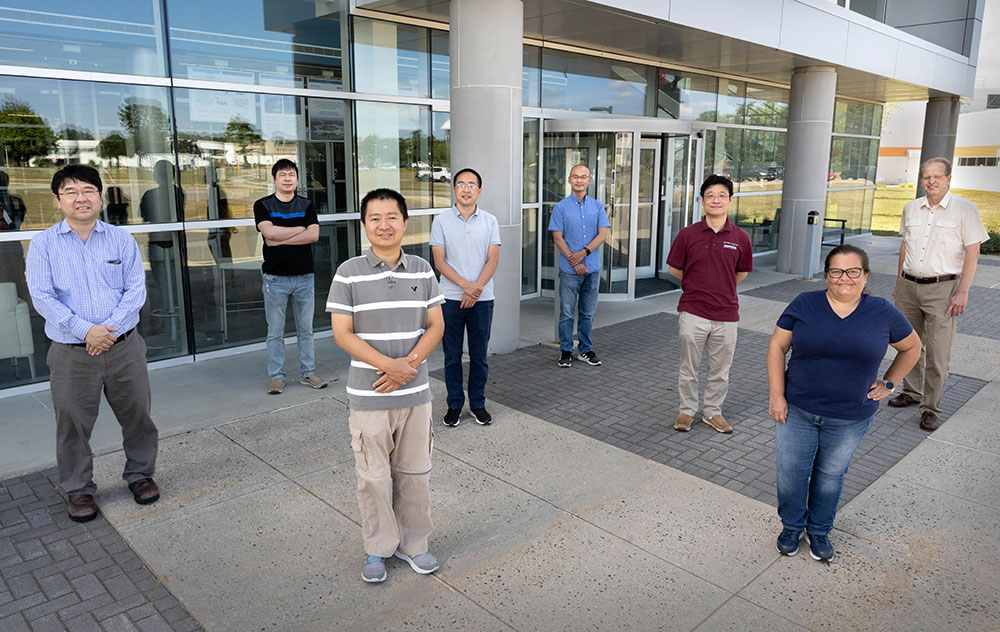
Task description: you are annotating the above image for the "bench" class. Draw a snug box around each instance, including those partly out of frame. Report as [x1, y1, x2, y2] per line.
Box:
[822, 217, 847, 245]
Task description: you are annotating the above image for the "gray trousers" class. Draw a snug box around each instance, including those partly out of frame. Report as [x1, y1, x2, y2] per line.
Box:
[47, 332, 158, 496]
[895, 277, 958, 416]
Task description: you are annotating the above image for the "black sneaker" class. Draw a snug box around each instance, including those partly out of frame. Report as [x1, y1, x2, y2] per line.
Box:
[557, 351, 573, 367]
[805, 531, 835, 562]
[470, 407, 492, 425]
[578, 350, 602, 366]
[443, 408, 462, 427]
[776, 527, 802, 556]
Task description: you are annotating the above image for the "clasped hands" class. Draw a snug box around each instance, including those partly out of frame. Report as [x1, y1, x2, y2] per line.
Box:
[85, 325, 119, 356]
[459, 280, 483, 308]
[566, 249, 589, 275]
[373, 354, 420, 393]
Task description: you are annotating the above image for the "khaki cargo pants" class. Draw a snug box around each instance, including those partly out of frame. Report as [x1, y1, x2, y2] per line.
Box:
[348, 402, 433, 558]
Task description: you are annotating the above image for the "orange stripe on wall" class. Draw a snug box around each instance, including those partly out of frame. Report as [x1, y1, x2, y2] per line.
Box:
[878, 147, 918, 157]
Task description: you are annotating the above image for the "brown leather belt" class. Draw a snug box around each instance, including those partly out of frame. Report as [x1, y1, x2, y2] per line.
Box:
[902, 272, 958, 284]
[69, 327, 135, 348]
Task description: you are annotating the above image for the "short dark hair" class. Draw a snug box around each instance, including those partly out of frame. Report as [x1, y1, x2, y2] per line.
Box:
[453, 168, 482, 188]
[700, 174, 733, 198]
[271, 159, 298, 179]
[51, 164, 102, 195]
[360, 188, 408, 222]
[824, 243, 870, 274]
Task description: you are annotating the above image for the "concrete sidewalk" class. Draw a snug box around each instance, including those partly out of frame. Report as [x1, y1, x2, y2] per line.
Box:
[2, 236, 999, 631]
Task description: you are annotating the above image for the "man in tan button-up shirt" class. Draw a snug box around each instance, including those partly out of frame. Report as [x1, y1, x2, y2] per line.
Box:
[890, 157, 989, 431]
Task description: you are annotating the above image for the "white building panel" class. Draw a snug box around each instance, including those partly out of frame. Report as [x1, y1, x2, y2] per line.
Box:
[779, 0, 849, 64]
[845, 23, 899, 77]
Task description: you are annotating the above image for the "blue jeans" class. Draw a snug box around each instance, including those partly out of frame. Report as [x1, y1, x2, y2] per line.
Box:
[441, 299, 494, 409]
[775, 403, 874, 537]
[558, 270, 600, 353]
[262, 272, 316, 380]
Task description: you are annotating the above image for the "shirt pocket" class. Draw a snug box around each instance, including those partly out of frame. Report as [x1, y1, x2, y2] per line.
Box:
[934, 219, 963, 248]
[903, 218, 924, 242]
[103, 261, 125, 289]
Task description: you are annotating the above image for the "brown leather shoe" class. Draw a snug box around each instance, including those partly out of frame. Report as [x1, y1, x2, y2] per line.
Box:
[919, 412, 941, 431]
[67, 494, 98, 522]
[673, 413, 693, 431]
[888, 393, 919, 408]
[128, 478, 160, 505]
[703, 414, 734, 434]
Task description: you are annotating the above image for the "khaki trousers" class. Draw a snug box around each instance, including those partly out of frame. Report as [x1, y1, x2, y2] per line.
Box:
[677, 311, 738, 418]
[895, 277, 958, 416]
[348, 402, 433, 558]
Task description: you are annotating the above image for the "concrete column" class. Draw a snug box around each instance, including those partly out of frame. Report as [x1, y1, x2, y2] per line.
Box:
[777, 66, 837, 276]
[450, 0, 523, 353]
[916, 95, 960, 198]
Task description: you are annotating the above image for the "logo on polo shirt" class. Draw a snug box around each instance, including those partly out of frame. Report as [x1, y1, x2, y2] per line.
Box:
[722, 242, 739, 250]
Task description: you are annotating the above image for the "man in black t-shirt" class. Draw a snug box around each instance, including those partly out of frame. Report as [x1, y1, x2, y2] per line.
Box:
[254, 159, 328, 394]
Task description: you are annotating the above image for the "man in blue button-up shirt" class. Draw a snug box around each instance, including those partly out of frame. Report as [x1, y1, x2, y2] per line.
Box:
[548, 164, 610, 368]
[26, 165, 160, 523]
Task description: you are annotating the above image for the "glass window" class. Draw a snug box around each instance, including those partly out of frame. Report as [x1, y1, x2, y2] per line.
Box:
[0, 1, 167, 76]
[173, 89, 351, 220]
[744, 84, 789, 128]
[523, 119, 539, 205]
[733, 193, 782, 252]
[360, 214, 433, 262]
[703, 128, 743, 192]
[871, 104, 883, 137]
[521, 207, 537, 295]
[431, 112, 451, 207]
[541, 49, 651, 116]
[0, 76, 174, 231]
[829, 137, 873, 187]
[833, 101, 874, 135]
[739, 130, 786, 191]
[166, 0, 346, 91]
[431, 30, 449, 99]
[523, 46, 541, 108]
[718, 79, 746, 125]
[354, 101, 431, 210]
[657, 71, 717, 121]
[353, 17, 429, 97]
[825, 188, 866, 237]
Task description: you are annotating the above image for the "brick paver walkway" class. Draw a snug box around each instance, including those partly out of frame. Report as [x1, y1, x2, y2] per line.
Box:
[471, 311, 985, 508]
[0, 469, 201, 632]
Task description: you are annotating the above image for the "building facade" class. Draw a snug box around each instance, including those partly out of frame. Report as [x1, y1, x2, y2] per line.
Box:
[0, 0, 983, 394]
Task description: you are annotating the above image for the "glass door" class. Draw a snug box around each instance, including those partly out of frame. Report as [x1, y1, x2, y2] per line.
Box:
[635, 139, 661, 280]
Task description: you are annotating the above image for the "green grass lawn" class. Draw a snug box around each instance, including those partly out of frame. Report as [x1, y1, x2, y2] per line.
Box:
[873, 185, 1000, 235]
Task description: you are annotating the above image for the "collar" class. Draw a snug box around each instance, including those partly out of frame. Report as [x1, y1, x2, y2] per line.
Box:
[57, 219, 105, 234]
[365, 247, 408, 271]
[920, 191, 952, 210]
[699, 217, 732, 233]
[567, 194, 590, 205]
[452, 205, 479, 219]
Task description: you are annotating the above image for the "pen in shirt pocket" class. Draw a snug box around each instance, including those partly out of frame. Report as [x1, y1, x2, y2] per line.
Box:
[107, 259, 122, 264]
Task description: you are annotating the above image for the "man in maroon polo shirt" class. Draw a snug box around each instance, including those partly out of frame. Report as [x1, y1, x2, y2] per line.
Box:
[666, 174, 752, 434]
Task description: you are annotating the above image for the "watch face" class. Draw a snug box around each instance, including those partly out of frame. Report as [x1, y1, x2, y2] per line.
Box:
[885, 381, 895, 391]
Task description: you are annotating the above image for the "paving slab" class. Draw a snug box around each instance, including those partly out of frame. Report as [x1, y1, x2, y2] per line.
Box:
[924, 406, 1000, 454]
[961, 379, 1000, 414]
[881, 438, 1000, 510]
[91, 430, 287, 534]
[692, 596, 808, 632]
[836, 476, 1000, 589]
[739, 532, 1000, 632]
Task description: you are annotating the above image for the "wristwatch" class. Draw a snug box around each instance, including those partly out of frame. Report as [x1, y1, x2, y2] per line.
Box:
[883, 380, 895, 391]
[583, 246, 592, 255]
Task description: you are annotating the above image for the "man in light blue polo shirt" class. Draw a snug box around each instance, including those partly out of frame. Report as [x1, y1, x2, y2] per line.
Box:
[430, 168, 501, 427]
[549, 164, 610, 368]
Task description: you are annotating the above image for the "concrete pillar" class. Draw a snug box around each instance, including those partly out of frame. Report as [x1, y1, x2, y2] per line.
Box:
[916, 95, 960, 198]
[777, 66, 838, 275]
[450, 0, 523, 353]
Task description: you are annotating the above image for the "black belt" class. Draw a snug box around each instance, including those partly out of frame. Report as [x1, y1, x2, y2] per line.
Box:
[69, 327, 135, 348]
[902, 272, 958, 284]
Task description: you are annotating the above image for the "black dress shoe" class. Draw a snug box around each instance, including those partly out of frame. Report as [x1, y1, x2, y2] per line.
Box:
[919, 412, 941, 431]
[128, 478, 160, 505]
[888, 393, 919, 408]
[67, 494, 98, 522]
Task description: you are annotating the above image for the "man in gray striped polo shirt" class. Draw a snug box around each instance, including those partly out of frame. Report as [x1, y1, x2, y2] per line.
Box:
[328, 188, 445, 584]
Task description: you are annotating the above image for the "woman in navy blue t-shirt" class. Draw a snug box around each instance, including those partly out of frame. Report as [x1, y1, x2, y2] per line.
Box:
[766, 244, 920, 562]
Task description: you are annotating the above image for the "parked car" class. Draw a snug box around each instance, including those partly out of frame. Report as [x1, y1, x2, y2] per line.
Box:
[416, 166, 451, 182]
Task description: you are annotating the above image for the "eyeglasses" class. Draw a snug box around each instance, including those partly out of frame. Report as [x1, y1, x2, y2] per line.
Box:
[826, 267, 864, 279]
[454, 182, 479, 190]
[58, 187, 101, 199]
[703, 193, 730, 202]
[569, 174, 590, 181]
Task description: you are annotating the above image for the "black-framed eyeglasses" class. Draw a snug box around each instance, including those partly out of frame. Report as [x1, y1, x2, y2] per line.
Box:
[826, 267, 864, 279]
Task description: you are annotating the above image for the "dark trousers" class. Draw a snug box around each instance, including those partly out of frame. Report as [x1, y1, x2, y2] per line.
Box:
[47, 332, 159, 496]
[441, 299, 494, 409]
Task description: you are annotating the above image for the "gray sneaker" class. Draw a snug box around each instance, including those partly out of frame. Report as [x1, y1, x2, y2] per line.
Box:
[300, 374, 328, 389]
[362, 554, 387, 583]
[394, 551, 439, 575]
[267, 378, 285, 394]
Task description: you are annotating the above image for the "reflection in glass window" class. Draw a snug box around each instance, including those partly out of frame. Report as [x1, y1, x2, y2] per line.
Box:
[825, 188, 866, 237]
[431, 30, 450, 99]
[431, 112, 451, 208]
[739, 130, 786, 188]
[829, 137, 874, 186]
[733, 193, 782, 252]
[523, 46, 541, 107]
[166, 0, 347, 91]
[833, 100, 874, 135]
[355, 102, 431, 210]
[871, 104, 884, 137]
[173, 89, 350, 220]
[521, 207, 537, 296]
[353, 17, 429, 97]
[718, 79, 746, 124]
[657, 71, 717, 121]
[541, 49, 651, 116]
[360, 214, 434, 263]
[523, 119, 539, 205]
[0, 1, 167, 76]
[744, 84, 789, 128]
[703, 128, 743, 191]
[0, 76, 174, 230]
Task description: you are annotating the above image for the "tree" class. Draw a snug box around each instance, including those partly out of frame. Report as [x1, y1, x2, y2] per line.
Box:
[98, 133, 127, 168]
[117, 99, 171, 163]
[60, 125, 93, 140]
[0, 97, 58, 166]
[223, 117, 262, 164]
